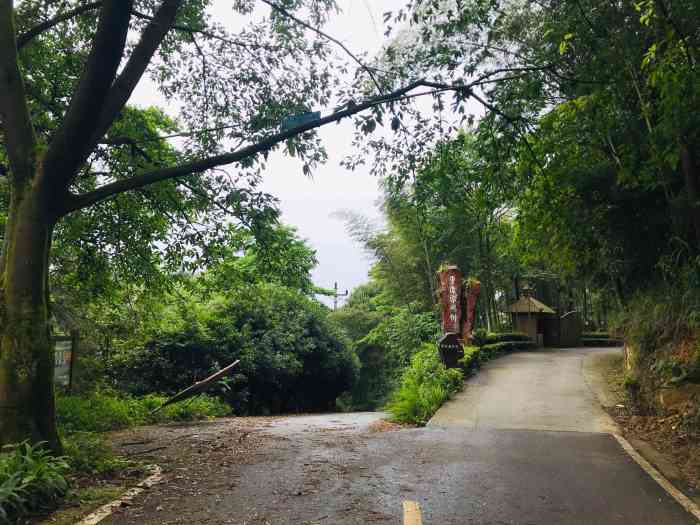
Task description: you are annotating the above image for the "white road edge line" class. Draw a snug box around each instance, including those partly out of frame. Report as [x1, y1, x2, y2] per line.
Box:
[613, 433, 700, 522]
[75, 464, 163, 525]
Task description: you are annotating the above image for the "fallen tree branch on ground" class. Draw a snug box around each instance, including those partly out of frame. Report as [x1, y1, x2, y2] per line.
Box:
[151, 360, 240, 414]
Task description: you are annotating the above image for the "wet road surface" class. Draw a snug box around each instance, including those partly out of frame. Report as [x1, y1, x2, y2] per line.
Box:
[103, 348, 697, 524]
[430, 347, 617, 433]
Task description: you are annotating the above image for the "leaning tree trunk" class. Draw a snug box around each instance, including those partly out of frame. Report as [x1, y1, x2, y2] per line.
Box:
[0, 177, 61, 453]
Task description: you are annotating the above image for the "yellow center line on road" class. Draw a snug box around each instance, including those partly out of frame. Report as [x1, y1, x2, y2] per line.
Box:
[403, 500, 423, 525]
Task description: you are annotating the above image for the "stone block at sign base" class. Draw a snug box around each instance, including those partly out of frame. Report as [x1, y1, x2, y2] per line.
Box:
[438, 333, 464, 369]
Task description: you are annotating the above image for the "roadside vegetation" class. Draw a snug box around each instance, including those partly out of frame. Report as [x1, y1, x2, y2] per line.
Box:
[612, 268, 700, 422]
[0, 442, 69, 524]
[0, 224, 358, 523]
[0, 392, 231, 523]
[1, 0, 698, 522]
[386, 344, 464, 425]
[380, 331, 534, 425]
[57, 392, 230, 433]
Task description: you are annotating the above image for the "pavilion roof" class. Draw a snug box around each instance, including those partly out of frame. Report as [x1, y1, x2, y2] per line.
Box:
[507, 296, 556, 315]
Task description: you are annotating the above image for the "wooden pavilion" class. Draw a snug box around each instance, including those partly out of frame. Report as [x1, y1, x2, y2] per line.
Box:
[507, 295, 556, 346]
[507, 288, 582, 347]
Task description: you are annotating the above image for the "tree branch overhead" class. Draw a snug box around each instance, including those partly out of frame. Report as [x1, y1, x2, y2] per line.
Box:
[0, 0, 37, 182]
[64, 79, 472, 214]
[42, 0, 134, 183]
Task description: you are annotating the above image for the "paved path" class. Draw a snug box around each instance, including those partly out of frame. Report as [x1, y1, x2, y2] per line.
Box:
[426, 347, 695, 524]
[430, 346, 617, 432]
[103, 347, 697, 524]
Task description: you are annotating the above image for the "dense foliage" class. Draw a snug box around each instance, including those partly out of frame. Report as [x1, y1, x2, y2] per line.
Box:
[386, 344, 463, 425]
[0, 442, 69, 524]
[109, 283, 359, 414]
[357, 0, 699, 424]
[335, 301, 440, 411]
[56, 222, 359, 417]
[2, 0, 698, 519]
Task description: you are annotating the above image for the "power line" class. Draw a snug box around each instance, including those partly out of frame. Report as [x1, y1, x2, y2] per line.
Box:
[333, 282, 349, 311]
[361, 0, 380, 41]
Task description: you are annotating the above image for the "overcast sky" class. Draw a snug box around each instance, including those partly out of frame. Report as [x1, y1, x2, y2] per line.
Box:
[131, 0, 408, 306]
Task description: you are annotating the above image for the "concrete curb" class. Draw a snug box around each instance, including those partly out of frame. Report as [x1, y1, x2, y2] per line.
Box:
[75, 464, 163, 525]
[613, 434, 700, 522]
[582, 349, 700, 522]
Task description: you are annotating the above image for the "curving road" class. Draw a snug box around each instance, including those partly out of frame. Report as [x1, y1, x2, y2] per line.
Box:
[426, 346, 697, 524]
[103, 347, 698, 524]
[430, 346, 617, 433]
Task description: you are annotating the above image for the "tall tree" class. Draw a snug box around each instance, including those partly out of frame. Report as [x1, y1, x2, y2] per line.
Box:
[363, 0, 698, 299]
[0, 0, 491, 451]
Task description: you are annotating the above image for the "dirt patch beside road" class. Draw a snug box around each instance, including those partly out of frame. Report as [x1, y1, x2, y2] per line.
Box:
[101, 412, 390, 524]
[585, 348, 700, 497]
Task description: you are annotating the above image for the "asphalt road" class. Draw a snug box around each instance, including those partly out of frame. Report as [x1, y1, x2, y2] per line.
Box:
[103, 347, 697, 524]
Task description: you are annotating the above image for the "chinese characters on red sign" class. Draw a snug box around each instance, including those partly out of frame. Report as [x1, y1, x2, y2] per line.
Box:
[439, 266, 462, 334]
[438, 266, 481, 342]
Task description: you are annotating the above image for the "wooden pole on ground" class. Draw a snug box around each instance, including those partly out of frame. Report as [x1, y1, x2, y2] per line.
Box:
[150, 360, 240, 413]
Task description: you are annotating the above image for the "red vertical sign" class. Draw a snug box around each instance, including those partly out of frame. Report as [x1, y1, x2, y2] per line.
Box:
[438, 266, 462, 334]
[462, 280, 481, 341]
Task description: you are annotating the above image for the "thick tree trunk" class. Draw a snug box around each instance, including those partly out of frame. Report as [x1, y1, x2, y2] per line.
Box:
[421, 237, 436, 306]
[680, 142, 700, 249]
[614, 277, 625, 307]
[490, 292, 500, 332]
[483, 292, 492, 332]
[0, 179, 61, 453]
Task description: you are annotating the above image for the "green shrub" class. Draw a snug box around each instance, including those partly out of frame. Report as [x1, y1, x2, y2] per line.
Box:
[0, 442, 69, 524]
[471, 328, 490, 347]
[62, 433, 132, 476]
[459, 345, 481, 371]
[109, 283, 359, 415]
[582, 330, 622, 347]
[581, 338, 622, 347]
[582, 331, 612, 339]
[458, 338, 536, 373]
[57, 390, 140, 432]
[57, 392, 231, 434]
[481, 340, 536, 355]
[484, 332, 531, 344]
[485, 342, 507, 357]
[144, 394, 231, 423]
[472, 330, 531, 347]
[348, 307, 441, 410]
[386, 344, 463, 425]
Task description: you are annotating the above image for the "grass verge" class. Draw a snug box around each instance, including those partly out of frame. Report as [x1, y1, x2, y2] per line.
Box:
[385, 332, 538, 426]
[57, 391, 231, 433]
[2, 392, 230, 524]
[386, 344, 464, 425]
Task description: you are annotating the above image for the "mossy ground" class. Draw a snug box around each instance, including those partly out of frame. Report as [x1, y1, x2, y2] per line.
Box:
[38, 485, 126, 524]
